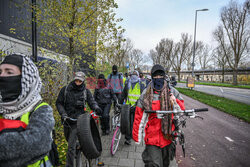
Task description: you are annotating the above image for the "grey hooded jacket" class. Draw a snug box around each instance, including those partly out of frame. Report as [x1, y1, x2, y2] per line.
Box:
[0, 105, 55, 167]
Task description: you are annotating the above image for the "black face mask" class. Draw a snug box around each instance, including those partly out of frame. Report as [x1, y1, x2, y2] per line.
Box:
[0, 75, 22, 102]
[153, 78, 165, 90]
[72, 81, 84, 89]
[113, 70, 117, 75]
[97, 79, 106, 88]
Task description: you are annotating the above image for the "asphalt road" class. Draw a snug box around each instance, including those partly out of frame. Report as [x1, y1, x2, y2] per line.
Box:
[176, 94, 250, 167]
[176, 83, 250, 105]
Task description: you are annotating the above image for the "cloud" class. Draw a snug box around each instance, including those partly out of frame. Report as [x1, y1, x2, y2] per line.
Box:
[115, 0, 246, 55]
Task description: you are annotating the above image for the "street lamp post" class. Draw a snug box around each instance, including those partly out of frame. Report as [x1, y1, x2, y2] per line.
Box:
[32, 0, 37, 62]
[192, 8, 208, 78]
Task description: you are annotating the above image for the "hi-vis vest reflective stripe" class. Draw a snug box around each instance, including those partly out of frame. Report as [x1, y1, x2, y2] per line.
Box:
[123, 78, 126, 85]
[126, 82, 141, 106]
[20, 102, 51, 167]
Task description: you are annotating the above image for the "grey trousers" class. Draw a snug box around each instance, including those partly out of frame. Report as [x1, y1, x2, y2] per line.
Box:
[64, 124, 77, 167]
[142, 143, 176, 167]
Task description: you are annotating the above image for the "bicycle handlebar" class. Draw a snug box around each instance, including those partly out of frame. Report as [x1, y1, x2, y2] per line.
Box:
[145, 108, 208, 114]
[64, 116, 77, 122]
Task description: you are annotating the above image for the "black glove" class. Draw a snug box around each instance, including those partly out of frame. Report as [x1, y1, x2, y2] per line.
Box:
[95, 107, 103, 116]
[62, 113, 68, 119]
[62, 113, 68, 120]
[116, 103, 122, 109]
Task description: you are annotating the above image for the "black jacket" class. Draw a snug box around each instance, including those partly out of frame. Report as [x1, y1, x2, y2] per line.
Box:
[94, 86, 117, 105]
[56, 81, 98, 119]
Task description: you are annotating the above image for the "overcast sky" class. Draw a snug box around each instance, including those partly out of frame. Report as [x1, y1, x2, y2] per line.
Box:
[115, 0, 245, 56]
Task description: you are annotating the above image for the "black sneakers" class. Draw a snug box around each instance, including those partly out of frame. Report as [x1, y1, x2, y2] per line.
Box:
[102, 131, 107, 136]
[102, 129, 110, 136]
[124, 139, 131, 145]
[105, 130, 110, 135]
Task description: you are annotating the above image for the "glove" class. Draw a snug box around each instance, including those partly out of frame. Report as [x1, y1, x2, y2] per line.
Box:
[116, 103, 122, 109]
[95, 107, 103, 116]
[61, 113, 68, 121]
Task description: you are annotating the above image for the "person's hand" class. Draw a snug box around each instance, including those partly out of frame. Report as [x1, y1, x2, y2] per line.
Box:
[62, 113, 68, 121]
[118, 103, 122, 108]
[95, 107, 103, 116]
[170, 93, 176, 104]
[116, 101, 122, 109]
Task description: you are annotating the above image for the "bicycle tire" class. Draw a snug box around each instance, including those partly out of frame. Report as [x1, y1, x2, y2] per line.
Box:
[110, 126, 121, 155]
[77, 113, 102, 159]
[120, 104, 130, 136]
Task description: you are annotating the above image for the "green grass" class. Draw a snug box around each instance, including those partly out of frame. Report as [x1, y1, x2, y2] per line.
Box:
[176, 87, 250, 123]
[178, 81, 250, 89]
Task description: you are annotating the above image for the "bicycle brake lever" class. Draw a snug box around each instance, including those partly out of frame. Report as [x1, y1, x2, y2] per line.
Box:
[196, 115, 204, 120]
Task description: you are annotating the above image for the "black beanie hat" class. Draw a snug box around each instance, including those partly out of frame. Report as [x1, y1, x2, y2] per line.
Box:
[98, 74, 105, 79]
[112, 65, 118, 71]
[1, 54, 23, 71]
[151, 64, 165, 77]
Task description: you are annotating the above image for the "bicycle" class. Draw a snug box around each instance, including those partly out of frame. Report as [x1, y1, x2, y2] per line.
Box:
[144, 107, 208, 157]
[110, 104, 122, 155]
[110, 103, 136, 155]
[63, 112, 102, 167]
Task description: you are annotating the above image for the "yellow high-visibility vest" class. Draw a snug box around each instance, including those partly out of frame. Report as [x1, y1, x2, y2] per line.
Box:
[21, 102, 52, 167]
[126, 82, 141, 106]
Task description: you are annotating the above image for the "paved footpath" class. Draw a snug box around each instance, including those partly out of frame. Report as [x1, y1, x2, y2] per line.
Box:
[98, 132, 145, 167]
[96, 93, 250, 167]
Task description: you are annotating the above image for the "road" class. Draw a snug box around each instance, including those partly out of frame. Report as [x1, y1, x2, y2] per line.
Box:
[177, 94, 250, 167]
[99, 94, 250, 167]
[176, 83, 250, 105]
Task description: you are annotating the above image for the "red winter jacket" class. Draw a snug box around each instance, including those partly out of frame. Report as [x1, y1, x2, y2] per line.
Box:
[132, 87, 185, 148]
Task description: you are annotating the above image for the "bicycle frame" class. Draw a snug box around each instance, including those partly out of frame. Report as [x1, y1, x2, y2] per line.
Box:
[110, 106, 122, 155]
[144, 108, 208, 157]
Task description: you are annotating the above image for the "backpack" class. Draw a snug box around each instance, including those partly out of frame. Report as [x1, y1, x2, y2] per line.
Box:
[109, 73, 122, 80]
[49, 130, 60, 166]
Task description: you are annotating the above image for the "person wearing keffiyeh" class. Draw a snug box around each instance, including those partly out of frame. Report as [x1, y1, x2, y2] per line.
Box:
[0, 53, 55, 167]
[132, 64, 185, 167]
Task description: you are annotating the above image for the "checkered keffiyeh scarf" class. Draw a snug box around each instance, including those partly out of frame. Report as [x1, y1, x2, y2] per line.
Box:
[143, 81, 173, 139]
[0, 54, 42, 120]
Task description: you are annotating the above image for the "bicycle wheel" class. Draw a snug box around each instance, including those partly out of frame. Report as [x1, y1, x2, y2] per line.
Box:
[74, 149, 89, 167]
[110, 126, 121, 155]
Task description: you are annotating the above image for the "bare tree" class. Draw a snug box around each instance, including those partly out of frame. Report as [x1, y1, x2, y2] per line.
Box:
[129, 49, 144, 70]
[101, 37, 134, 71]
[114, 38, 134, 68]
[212, 45, 230, 82]
[197, 43, 213, 69]
[186, 41, 204, 70]
[155, 38, 174, 73]
[171, 33, 192, 81]
[214, 0, 250, 85]
[149, 49, 159, 65]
